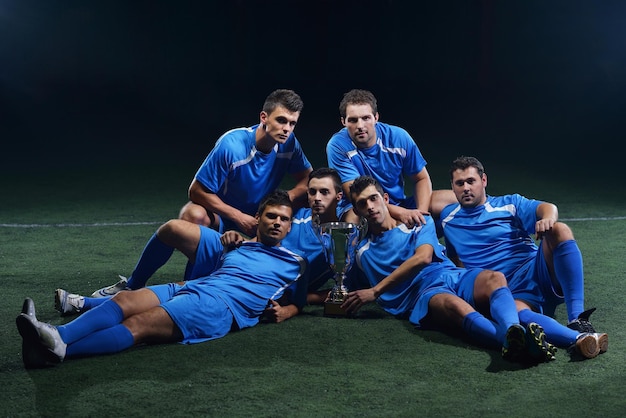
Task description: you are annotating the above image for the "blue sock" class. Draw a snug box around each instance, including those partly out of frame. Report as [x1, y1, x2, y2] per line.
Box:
[462, 311, 500, 349]
[126, 233, 175, 289]
[82, 296, 109, 311]
[66, 324, 134, 357]
[518, 308, 578, 347]
[552, 240, 585, 322]
[489, 287, 520, 341]
[57, 300, 124, 344]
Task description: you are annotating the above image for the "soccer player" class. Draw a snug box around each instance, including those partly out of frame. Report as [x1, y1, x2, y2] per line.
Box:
[180, 88, 313, 236]
[17, 190, 306, 369]
[433, 156, 608, 357]
[326, 89, 431, 227]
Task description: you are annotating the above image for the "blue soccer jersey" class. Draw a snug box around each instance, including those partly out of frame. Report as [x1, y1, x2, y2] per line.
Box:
[280, 207, 333, 291]
[162, 241, 307, 343]
[326, 122, 426, 206]
[351, 217, 457, 318]
[439, 194, 541, 277]
[194, 126, 312, 231]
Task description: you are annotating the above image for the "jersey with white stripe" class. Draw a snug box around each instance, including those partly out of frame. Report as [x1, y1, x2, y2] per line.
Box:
[188, 241, 307, 329]
[352, 216, 455, 316]
[439, 194, 541, 277]
[326, 122, 426, 205]
[280, 207, 333, 290]
[194, 125, 311, 228]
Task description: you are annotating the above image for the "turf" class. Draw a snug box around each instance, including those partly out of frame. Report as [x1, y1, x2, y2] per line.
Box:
[1, 163, 625, 417]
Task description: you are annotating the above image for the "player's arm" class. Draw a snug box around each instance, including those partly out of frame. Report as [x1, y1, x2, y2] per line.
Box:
[342, 243, 434, 313]
[535, 202, 559, 240]
[429, 189, 457, 219]
[387, 169, 432, 227]
[287, 167, 313, 211]
[189, 179, 258, 236]
[264, 300, 300, 323]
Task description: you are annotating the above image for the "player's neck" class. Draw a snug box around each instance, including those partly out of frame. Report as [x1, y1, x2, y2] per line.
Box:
[255, 126, 276, 153]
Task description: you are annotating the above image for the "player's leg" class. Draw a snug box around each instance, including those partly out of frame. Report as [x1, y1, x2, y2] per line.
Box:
[179, 201, 220, 229]
[540, 222, 586, 322]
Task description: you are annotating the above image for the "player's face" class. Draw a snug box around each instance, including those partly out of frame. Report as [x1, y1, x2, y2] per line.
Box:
[351, 185, 389, 226]
[256, 204, 292, 246]
[307, 177, 342, 218]
[341, 104, 379, 148]
[451, 167, 487, 208]
[260, 106, 300, 145]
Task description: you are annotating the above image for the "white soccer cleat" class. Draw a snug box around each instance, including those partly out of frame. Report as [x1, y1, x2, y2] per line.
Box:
[91, 275, 128, 298]
[55, 289, 85, 316]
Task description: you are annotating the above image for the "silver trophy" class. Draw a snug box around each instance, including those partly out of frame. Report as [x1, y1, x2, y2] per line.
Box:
[318, 221, 363, 317]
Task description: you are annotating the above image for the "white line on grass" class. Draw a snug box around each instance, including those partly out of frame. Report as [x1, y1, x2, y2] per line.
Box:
[1, 217, 626, 228]
[0, 222, 163, 228]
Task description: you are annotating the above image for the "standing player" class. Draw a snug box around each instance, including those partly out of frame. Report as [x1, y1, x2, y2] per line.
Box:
[434, 156, 608, 357]
[326, 89, 431, 227]
[17, 190, 307, 369]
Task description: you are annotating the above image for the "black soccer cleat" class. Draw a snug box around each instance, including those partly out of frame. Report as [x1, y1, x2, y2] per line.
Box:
[567, 308, 597, 333]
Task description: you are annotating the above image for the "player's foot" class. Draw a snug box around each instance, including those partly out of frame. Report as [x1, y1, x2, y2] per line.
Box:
[502, 324, 527, 362]
[525, 322, 557, 363]
[91, 275, 128, 298]
[55, 289, 85, 316]
[16, 300, 66, 369]
[570, 333, 609, 359]
[567, 308, 598, 333]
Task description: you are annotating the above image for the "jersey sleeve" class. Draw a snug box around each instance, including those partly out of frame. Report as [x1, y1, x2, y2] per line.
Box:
[396, 127, 427, 176]
[509, 194, 542, 234]
[326, 131, 362, 184]
[194, 134, 238, 194]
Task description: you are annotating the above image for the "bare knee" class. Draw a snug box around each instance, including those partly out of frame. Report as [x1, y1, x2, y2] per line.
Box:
[179, 201, 215, 227]
[545, 221, 574, 243]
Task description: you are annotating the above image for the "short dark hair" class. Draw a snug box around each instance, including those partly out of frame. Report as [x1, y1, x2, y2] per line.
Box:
[309, 167, 342, 193]
[339, 89, 378, 119]
[263, 89, 304, 114]
[257, 189, 293, 216]
[349, 175, 384, 198]
[449, 156, 485, 180]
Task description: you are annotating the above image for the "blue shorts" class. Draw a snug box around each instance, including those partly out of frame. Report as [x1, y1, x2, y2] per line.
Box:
[409, 267, 480, 327]
[507, 241, 556, 313]
[185, 226, 224, 281]
[150, 283, 235, 345]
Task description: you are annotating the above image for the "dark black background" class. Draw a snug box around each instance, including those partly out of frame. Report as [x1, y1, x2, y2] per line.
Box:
[1, 0, 624, 179]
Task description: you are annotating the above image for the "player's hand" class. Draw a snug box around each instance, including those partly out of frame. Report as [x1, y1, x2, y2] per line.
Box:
[236, 213, 258, 237]
[535, 218, 556, 240]
[263, 300, 294, 323]
[396, 208, 428, 228]
[220, 231, 245, 248]
[341, 289, 376, 314]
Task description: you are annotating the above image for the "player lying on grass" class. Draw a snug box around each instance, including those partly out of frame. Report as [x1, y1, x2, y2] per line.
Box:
[341, 176, 606, 362]
[16, 190, 306, 369]
[55, 168, 345, 321]
[429, 156, 608, 357]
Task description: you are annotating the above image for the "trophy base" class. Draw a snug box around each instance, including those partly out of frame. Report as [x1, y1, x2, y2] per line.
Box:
[324, 301, 349, 318]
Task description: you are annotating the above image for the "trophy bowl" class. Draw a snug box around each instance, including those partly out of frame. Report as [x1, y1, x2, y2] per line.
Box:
[318, 221, 362, 317]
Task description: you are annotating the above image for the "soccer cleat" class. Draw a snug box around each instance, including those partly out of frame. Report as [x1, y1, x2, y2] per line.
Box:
[567, 308, 597, 333]
[502, 324, 527, 362]
[21, 297, 36, 317]
[570, 333, 609, 359]
[91, 275, 128, 298]
[525, 322, 557, 363]
[16, 299, 67, 369]
[55, 289, 85, 316]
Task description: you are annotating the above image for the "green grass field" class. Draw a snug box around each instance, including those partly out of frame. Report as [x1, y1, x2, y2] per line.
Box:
[1, 162, 625, 417]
